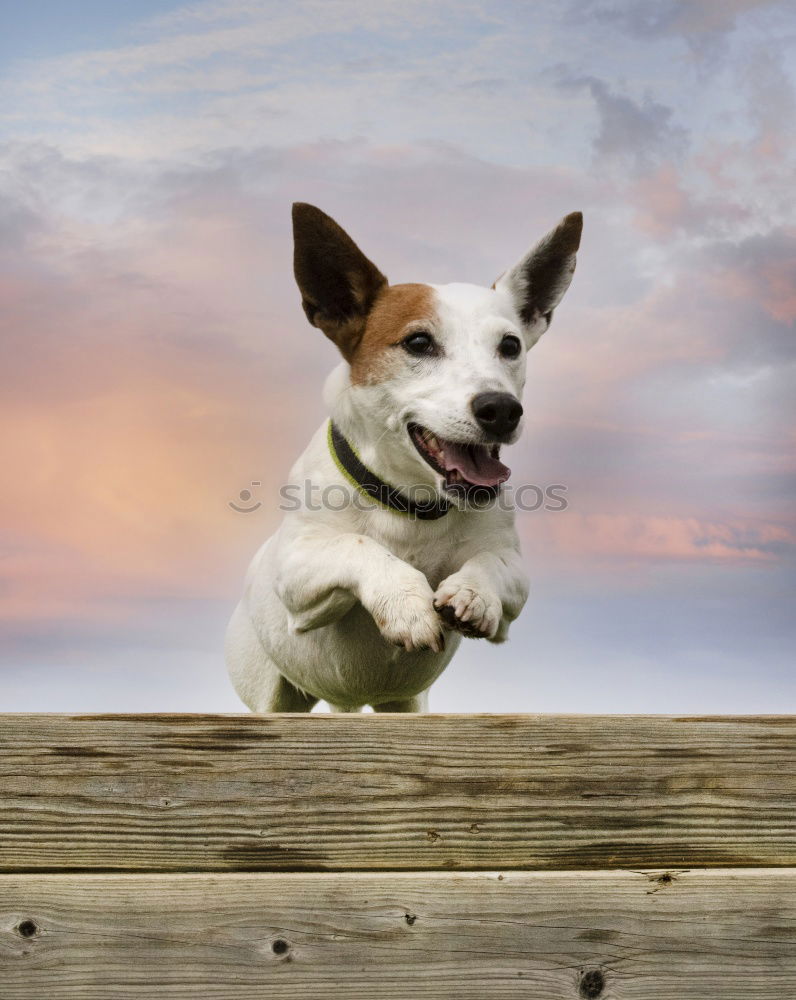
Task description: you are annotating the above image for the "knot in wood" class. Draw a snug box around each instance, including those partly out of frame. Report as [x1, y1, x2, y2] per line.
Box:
[579, 968, 605, 998]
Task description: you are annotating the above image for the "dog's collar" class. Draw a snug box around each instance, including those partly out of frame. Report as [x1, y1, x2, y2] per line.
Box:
[327, 420, 449, 520]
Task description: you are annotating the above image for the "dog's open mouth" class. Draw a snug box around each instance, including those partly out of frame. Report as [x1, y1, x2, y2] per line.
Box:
[408, 423, 511, 493]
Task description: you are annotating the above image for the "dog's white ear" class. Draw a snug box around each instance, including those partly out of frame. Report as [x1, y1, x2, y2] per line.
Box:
[292, 202, 388, 359]
[494, 212, 582, 347]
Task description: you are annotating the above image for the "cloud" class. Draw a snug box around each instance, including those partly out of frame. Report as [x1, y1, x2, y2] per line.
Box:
[559, 75, 688, 171]
[627, 163, 758, 238]
[707, 228, 796, 326]
[570, 0, 782, 42]
[533, 512, 793, 565]
[0, 1, 538, 164]
[742, 46, 796, 163]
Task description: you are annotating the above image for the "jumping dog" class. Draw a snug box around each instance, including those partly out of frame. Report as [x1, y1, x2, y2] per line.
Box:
[226, 203, 582, 712]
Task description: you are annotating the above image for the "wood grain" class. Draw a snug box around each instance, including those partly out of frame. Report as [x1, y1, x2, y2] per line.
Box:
[1, 869, 794, 999]
[1, 714, 794, 872]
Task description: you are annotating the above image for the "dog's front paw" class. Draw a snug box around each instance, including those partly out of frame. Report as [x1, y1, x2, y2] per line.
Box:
[433, 578, 502, 639]
[366, 576, 446, 653]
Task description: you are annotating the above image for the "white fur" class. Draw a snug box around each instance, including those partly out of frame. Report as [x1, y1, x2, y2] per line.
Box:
[227, 239, 574, 713]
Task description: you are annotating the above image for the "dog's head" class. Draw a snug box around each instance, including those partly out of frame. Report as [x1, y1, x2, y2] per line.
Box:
[292, 202, 581, 503]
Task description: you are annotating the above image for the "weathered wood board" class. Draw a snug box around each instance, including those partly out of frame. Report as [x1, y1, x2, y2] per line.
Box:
[1, 714, 794, 872]
[2, 869, 794, 999]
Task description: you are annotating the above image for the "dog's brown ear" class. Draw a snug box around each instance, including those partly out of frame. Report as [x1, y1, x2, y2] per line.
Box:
[493, 212, 582, 347]
[292, 202, 388, 359]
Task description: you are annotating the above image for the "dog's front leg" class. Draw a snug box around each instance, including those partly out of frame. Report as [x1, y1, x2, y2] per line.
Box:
[274, 530, 447, 652]
[434, 547, 529, 643]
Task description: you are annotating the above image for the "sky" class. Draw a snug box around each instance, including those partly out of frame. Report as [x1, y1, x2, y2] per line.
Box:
[1, 0, 794, 713]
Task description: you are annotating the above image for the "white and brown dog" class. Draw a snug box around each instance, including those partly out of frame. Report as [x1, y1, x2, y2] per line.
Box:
[226, 203, 581, 712]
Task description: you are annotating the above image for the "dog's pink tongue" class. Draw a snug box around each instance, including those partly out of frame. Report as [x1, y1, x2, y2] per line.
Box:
[441, 442, 510, 487]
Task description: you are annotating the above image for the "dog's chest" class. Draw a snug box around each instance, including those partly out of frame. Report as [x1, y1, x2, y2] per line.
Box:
[364, 512, 470, 587]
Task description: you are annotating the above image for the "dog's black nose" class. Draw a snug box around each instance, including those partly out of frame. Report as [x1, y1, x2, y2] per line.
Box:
[471, 392, 523, 439]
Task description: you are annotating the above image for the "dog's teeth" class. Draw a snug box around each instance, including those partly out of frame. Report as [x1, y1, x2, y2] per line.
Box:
[418, 429, 442, 459]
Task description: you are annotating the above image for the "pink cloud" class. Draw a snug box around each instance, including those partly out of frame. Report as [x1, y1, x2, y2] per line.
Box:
[629, 162, 752, 238]
[530, 512, 793, 566]
[703, 230, 796, 324]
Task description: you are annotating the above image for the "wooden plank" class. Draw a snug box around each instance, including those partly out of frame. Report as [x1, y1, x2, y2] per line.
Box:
[1, 870, 794, 998]
[1, 714, 794, 872]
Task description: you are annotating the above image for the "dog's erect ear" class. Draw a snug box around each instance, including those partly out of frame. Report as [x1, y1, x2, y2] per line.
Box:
[494, 212, 582, 347]
[292, 202, 388, 359]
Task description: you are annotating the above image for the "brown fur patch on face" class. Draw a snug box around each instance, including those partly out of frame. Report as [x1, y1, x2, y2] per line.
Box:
[349, 283, 437, 385]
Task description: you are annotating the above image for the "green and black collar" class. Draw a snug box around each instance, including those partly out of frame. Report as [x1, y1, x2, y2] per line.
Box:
[327, 420, 449, 520]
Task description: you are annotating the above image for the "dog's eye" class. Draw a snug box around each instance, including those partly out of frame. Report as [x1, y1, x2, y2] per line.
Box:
[402, 332, 437, 357]
[498, 334, 522, 359]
